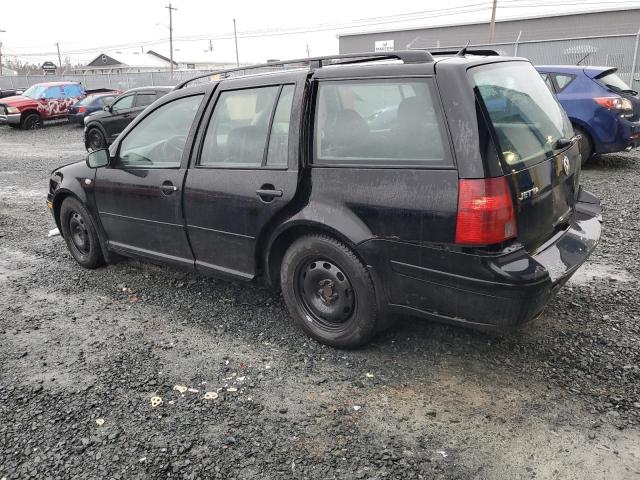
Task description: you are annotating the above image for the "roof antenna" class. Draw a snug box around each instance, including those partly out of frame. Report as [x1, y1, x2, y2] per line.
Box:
[456, 41, 470, 57]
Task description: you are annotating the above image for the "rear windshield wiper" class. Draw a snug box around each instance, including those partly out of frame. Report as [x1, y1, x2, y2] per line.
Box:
[606, 84, 638, 96]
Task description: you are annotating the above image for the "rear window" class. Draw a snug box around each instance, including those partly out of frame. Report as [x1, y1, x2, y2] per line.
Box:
[315, 79, 450, 167]
[472, 62, 572, 169]
[595, 71, 635, 94]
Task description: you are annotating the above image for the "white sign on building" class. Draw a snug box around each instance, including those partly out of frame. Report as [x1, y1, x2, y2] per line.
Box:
[374, 40, 395, 52]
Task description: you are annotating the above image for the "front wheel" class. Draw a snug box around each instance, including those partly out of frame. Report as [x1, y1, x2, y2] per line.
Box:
[86, 128, 106, 151]
[280, 235, 379, 348]
[21, 113, 42, 130]
[59, 197, 105, 269]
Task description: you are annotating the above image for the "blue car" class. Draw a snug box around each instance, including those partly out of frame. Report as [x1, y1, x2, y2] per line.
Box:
[67, 92, 119, 125]
[536, 65, 640, 163]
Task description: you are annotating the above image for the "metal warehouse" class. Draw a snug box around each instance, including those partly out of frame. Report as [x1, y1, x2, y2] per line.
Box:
[338, 7, 640, 86]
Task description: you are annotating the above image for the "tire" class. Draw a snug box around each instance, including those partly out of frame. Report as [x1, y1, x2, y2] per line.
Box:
[20, 113, 42, 130]
[59, 197, 105, 269]
[86, 127, 106, 151]
[573, 125, 593, 166]
[280, 234, 378, 348]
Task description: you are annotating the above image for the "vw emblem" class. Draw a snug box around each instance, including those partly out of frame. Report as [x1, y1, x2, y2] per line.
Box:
[562, 155, 570, 175]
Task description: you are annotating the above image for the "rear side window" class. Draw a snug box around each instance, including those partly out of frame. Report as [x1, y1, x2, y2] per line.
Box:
[63, 84, 83, 97]
[199, 86, 279, 167]
[554, 74, 575, 92]
[266, 84, 295, 167]
[135, 93, 156, 108]
[314, 79, 449, 166]
[472, 62, 572, 169]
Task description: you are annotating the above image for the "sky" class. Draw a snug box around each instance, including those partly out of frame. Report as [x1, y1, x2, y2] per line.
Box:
[1, 0, 640, 68]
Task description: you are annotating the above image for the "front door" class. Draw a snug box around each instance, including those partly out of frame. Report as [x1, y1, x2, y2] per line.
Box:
[183, 79, 301, 280]
[103, 93, 135, 142]
[94, 93, 205, 268]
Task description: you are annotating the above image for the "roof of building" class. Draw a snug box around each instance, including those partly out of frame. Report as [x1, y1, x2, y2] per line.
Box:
[84, 52, 174, 69]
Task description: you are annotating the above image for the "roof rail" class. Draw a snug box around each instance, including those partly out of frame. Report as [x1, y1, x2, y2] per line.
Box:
[174, 50, 434, 90]
[429, 49, 501, 57]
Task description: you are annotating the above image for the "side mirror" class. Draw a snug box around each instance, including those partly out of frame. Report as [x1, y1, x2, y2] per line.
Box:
[86, 149, 109, 168]
[103, 104, 112, 112]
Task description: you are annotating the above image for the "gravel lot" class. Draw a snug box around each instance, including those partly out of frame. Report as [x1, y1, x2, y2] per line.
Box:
[1, 122, 639, 479]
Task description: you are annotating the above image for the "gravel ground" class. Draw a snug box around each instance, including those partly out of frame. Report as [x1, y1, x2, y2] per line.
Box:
[0, 122, 639, 480]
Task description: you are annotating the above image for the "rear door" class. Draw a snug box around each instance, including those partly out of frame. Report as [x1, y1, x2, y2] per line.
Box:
[94, 92, 205, 267]
[182, 75, 303, 280]
[471, 61, 580, 250]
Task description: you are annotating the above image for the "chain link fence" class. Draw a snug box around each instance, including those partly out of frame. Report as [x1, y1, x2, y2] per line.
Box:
[3, 32, 640, 90]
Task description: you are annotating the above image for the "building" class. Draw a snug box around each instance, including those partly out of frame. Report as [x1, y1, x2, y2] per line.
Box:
[338, 7, 640, 84]
[78, 51, 241, 74]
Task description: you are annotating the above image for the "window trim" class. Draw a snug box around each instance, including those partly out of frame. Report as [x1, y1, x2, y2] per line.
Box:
[111, 94, 135, 113]
[195, 83, 295, 171]
[112, 93, 205, 170]
[311, 76, 455, 170]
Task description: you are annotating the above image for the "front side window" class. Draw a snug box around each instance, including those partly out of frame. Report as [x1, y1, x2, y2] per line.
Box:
[45, 86, 64, 99]
[315, 79, 448, 166]
[118, 95, 203, 168]
[112, 95, 134, 112]
[472, 62, 572, 169]
[200, 86, 279, 167]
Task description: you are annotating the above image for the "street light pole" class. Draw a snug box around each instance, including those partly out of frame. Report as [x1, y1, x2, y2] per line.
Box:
[165, 3, 177, 78]
[55, 42, 62, 69]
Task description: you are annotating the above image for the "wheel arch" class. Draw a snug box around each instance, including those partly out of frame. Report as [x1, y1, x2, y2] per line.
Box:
[53, 189, 111, 262]
[84, 122, 109, 149]
[263, 220, 369, 291]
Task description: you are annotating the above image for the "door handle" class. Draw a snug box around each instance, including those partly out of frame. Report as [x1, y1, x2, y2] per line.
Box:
[256, 184, 283, 202]
[161, 181, 178, 195]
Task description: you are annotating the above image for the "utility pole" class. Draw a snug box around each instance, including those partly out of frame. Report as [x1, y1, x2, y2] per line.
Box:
[55, 42, 62, 69]
[0, 29, 5, 76]
[305, 44, 310, 58]
[165, 3, 177, 78]
[233, 19, 239, 67]
[489, 0, 498, 43]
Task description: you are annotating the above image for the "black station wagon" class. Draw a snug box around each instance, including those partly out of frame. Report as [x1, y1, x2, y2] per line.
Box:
[47, 50, 602, 348]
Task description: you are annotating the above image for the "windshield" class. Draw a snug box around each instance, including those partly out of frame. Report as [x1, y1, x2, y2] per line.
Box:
[472, 62, 572, 169]
[22, 85, 47, 99]
[596, 71, 635, 93]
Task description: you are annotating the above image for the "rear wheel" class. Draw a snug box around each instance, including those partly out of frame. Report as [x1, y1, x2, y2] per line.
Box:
[21, 113, 42, 130]
[573, 125, 593, 165]
[280, 235, 378, 348]
[59, 197, 105, 269]
[86, 128, 106, 151]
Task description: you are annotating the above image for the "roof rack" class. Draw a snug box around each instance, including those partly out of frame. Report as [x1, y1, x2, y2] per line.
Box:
[174, 50, 434, 90]
[429, 49, 500, 57]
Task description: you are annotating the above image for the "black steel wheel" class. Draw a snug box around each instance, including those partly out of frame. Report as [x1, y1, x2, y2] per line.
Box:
[59, 197, 105, 269]
[281, 235, 378, 348]
[21, 113, 42, 130]
[86, 128, 106, 151]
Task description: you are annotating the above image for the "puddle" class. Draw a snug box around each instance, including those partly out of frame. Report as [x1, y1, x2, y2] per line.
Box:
[569, 263, 634, 285]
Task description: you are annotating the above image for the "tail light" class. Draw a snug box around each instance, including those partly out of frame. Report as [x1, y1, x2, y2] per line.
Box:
[594, 96, 633, 117]
[77, 107, 86, 113]
[455, 177, 517, 245]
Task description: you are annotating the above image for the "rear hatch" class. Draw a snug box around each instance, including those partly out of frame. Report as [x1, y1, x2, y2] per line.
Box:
[471, 61, 580, 251]
[587, 67, 640, 121]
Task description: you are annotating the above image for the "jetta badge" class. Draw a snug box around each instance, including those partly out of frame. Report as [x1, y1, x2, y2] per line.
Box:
[562, 155, 571, 175]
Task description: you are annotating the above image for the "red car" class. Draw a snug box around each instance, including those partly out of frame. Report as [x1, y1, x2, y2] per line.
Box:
[0, 82, 113, 130]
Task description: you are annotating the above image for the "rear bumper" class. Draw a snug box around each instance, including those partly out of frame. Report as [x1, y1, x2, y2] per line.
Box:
[0, 113, 21, 125]
[358, 189, 602, 330]
[595, 118, 640, 154]
[67, 113, 86, 124]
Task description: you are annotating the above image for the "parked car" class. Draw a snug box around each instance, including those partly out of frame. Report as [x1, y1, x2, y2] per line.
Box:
[67, 92, 120, 125]
[83, 86, 173, 150]
[536, 65, 640, 163]
[0, 87, 25, 99]
[48, 50, 602, 348]
[0, 82, 109, 129]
